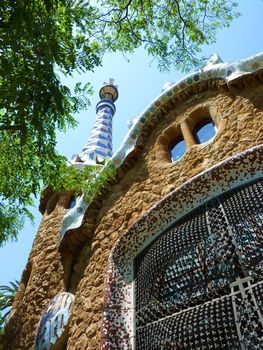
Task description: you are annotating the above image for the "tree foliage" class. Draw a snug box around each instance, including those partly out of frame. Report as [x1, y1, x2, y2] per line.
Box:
[0, 280, 19, 334]
[0, 0, 239, 245]
[96, 0, 239, 71]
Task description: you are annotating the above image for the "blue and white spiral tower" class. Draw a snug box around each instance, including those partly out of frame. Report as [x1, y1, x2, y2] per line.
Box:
[72, 79, 118, 166]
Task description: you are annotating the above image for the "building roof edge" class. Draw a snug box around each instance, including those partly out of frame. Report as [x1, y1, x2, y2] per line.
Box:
[60, 51, 263, 241]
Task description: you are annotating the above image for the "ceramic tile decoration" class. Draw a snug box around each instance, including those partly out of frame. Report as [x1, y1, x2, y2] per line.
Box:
[35, 292, 75, 350]
[71, 80, 118, 166]
[3, 45, 263, 350]
[100, 145, 263, 349]
[134, 182, 263, 349]
[60, 52, 263, 240]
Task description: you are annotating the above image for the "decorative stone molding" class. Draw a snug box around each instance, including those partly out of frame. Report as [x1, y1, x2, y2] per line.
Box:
[100, 145, 263, 349]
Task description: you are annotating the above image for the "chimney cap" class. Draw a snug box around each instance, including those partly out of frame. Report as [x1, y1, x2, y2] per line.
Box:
[99, 78, 118, 102]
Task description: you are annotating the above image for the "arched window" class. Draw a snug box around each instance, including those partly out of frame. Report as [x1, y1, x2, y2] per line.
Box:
[134, 179, 263, 349]
[101, 147, 263, 350]
[193, 118, 216, 144]
[169, 137, 187, 162]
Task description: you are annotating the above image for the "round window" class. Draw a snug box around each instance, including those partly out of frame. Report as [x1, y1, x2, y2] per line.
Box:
[169, 137, 187, 162]
[193, 119, 216, 144]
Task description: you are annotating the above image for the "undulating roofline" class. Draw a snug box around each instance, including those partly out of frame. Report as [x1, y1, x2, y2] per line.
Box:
[60, 51, 263, 240]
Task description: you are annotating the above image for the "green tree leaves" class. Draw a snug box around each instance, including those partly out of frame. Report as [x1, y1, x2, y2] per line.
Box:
[96, 0, 239, 71]
[0, 0, 239, 245]
[0, 280, 19, 334]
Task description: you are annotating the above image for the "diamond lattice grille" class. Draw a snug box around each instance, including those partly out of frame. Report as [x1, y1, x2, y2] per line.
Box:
[135, 179, 263, 349]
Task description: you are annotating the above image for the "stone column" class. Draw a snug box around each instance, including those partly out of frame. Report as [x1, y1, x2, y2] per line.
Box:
[180, 120, 196, 148]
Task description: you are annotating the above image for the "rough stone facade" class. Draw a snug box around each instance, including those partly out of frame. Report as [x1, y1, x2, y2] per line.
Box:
[1, 62, 263, 350]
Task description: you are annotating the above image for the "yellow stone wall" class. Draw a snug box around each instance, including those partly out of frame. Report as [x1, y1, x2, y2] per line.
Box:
[1, 75, 263, 350]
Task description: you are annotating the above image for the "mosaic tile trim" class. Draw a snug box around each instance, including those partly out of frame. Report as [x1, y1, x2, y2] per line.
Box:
[35, 292, 75, 350]
[60, 52, 263, 240]
[134, 183, 263, 349]
[71, 101, 116, 166]
[100, 145, 263, 350]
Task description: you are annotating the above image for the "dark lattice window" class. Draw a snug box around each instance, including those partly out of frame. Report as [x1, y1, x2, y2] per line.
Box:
[169, 137, 187, 162]
[193, 119, 216, 144]
[134, 179, 263, 349]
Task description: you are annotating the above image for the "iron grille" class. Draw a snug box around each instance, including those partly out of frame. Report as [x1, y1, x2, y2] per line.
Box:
[134, 179, 263, 349]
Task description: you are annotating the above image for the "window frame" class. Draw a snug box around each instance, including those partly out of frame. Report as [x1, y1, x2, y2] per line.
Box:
[100, 146, 263, 350]
[192, 118, 217, 144]
[168, 135, 187, 162]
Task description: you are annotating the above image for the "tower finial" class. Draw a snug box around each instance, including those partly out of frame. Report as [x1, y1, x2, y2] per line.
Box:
[99, 79, 118, 103]
[71, 79, 118, 166]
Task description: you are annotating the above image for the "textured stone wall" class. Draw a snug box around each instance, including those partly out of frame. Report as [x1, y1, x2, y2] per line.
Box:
[66, 82, 263, 349]
[1, 195, 71, 350]
[1, 77, 263, 350]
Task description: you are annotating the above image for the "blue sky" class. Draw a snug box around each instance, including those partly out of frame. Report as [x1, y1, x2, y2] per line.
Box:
[0, 0, 263, 287]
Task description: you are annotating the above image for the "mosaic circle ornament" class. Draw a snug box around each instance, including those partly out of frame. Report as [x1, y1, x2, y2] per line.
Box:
[35, 292, 75, 350]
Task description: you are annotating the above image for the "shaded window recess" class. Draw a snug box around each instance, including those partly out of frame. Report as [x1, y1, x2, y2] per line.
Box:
[193, 118, 217, 144]
[169, 137, 187, 162]
[157, 112, 218, 165]
[69, 197, 77, 209]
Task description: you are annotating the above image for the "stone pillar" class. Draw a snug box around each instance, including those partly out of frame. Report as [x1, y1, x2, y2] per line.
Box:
[180, 120, 196, 148]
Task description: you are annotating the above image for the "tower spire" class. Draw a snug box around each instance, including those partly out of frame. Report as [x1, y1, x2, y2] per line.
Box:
[72, 79, 118, 166]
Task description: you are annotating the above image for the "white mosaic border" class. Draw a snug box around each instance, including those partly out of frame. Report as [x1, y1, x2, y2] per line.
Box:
[60, 52, 263, 241]
[100, 145, 263, 349]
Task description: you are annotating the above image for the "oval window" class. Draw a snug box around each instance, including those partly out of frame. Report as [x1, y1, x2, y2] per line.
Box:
[169, 137, 187, 162]
[193, 119, 216, 144]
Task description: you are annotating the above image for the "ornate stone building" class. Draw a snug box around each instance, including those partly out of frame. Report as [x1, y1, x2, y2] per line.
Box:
[1, 52, 263, 350]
